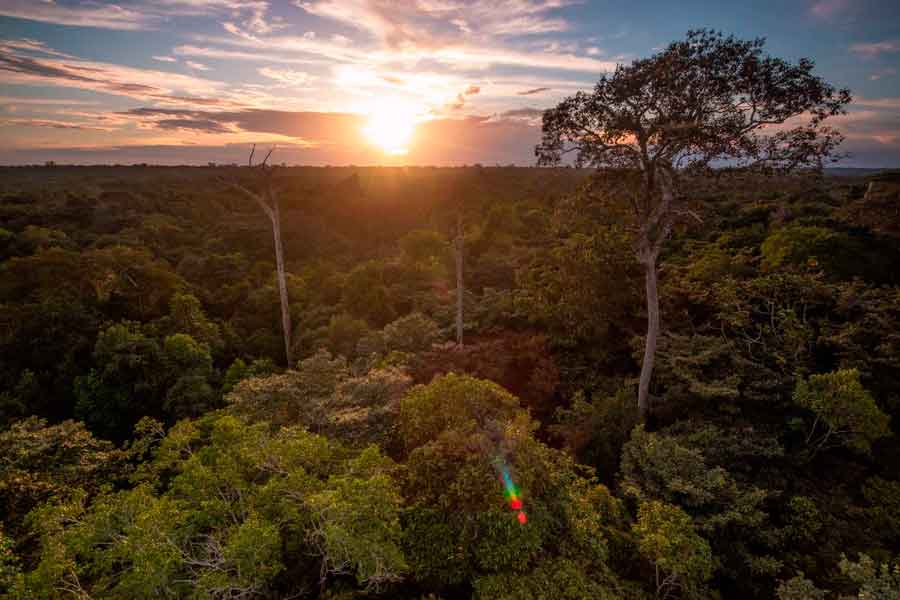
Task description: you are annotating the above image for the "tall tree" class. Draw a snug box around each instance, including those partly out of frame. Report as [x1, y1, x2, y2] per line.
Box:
[536, 29, 850, 418]
[225, 146, 294, 366]
[454, 208, 464, 347]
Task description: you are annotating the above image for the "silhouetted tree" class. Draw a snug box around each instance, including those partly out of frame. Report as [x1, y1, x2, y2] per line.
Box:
[537, 29, 851, 418]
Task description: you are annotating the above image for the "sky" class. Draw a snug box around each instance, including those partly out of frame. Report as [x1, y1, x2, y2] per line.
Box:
[0, 0, 899, 166]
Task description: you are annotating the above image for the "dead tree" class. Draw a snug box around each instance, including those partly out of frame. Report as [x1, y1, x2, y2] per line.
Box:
[225, 145, 293, 366]
[454, 209, 464, 347]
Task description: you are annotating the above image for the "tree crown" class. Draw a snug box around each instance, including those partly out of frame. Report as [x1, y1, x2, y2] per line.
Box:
[537, 29, 851, 174]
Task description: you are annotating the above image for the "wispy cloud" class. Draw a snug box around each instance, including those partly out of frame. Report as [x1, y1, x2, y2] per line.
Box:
[0, 1, 155, 30]
[0, 117, 114, 132]
[153, 55, 178, 62]
[517, 87, 551, 95]
[297, 0, 575, 46]
[174, 44, 323, 66]
[870, 67, 897, 81]
[0, 0, 279, 33]
[184, 60, 211, 71]
[206, 28, 616, 73]
[851, 40, 900, 57]
[258, 66, 311, 86]
[809, 0, 850, 18]
[0, 39, 228, 107]
[0, 96, 100, 107]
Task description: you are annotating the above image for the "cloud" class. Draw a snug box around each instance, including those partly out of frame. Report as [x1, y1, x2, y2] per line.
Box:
[0, 96, 100, 106]
[298, 0, 575, 46]
[0, 0, 280, 36]
[174, 44, 323, 66]
[517, 87, 551, 95]
[1, 38, 77, 59]
[0, 117, 113, 132]
[203, 28, 616, 74]
[809, 0, 850, 18]
[0, 1, 154, 30]
[445, 83, 482, 110]
[185, 61, 211, 71]
[851, 40, 900, 57]
[501, 107, 545, 118]
[870, 67, 897, 81]
[153, 55, 178, 62]
[0, 39, 229, 107]
[154, 118, 234, 133]
[258, 66, 311, 86]
[854, 97, 900, 110]
[119, 107, 366, 143]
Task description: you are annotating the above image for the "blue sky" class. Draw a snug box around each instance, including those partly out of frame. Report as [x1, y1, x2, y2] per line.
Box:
[0, 0, 898, 166]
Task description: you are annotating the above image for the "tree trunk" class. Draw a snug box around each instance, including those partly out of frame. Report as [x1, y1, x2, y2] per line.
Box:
[638, 254, 659, 419]
[455, 211, 464, 347]
[270, 195, 293, 366]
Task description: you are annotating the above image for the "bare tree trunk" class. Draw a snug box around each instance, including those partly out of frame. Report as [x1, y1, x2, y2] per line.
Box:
[225, 146, 294, 367]
[638, 251, 660, 419]
[455, 211, 464, 347]
[270, 195, 293, 366]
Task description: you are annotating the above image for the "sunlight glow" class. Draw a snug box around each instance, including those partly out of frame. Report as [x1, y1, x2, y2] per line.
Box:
[362, 100, 420, 155]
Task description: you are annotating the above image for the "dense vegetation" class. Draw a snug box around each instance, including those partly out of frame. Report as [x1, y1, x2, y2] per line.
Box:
[1, 162, 898, 599]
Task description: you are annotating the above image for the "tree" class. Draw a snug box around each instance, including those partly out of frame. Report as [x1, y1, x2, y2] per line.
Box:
[19, 414, 406, 598]
[0, 418, 124, 536]
[537, 29, 851, 417]
[838, 554, 900, 599]
[398, 375, 623, 597]
[224, 146, 294, 366]
[633, 500, 713, 599]
[792, 368, 890, 458]
[455, 208, 465, 347]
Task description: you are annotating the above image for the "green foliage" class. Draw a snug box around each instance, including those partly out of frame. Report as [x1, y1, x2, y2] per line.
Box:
[517, 216, 640, 356]
[762, 225, 843, 270]
[156, 292, 223, 354]
[552, 387, 640, 477]
[862, 477, 900, 541]
[399, 229, 449, 266]
[0, 525, 23, 595]
[777, 573, 827, 600]
[472, 558, 620, 600]
[620, 425, 767, 518]
[74, 322, 165, 438]
[838, 554, 900, 599]
[793, 369, 891, 456]
[221, 357, 276, 395]
[381, 312, 441, 355]
[620, 424, 778, 595]
[399, 374, 621, 596]
[0, 418, 123, 536]
[633, 500, 713, 599]
[226, 349, 411, 452]
[306, 447, 407, 589]
[342, 261, 397, 326]
[2, 159, 900, 600]
[399, 373, 522, 451]
[324, 312, 371, 359]
[18, 414, 406, 598]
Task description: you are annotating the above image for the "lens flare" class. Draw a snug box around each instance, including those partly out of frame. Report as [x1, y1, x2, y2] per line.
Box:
[497, 461, 527, 525]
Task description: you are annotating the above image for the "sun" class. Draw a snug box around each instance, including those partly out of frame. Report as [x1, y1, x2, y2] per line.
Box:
[363, 101, 419, 156]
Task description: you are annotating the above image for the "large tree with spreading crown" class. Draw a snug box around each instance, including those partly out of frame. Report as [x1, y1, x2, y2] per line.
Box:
[536, 29, 851, 418]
